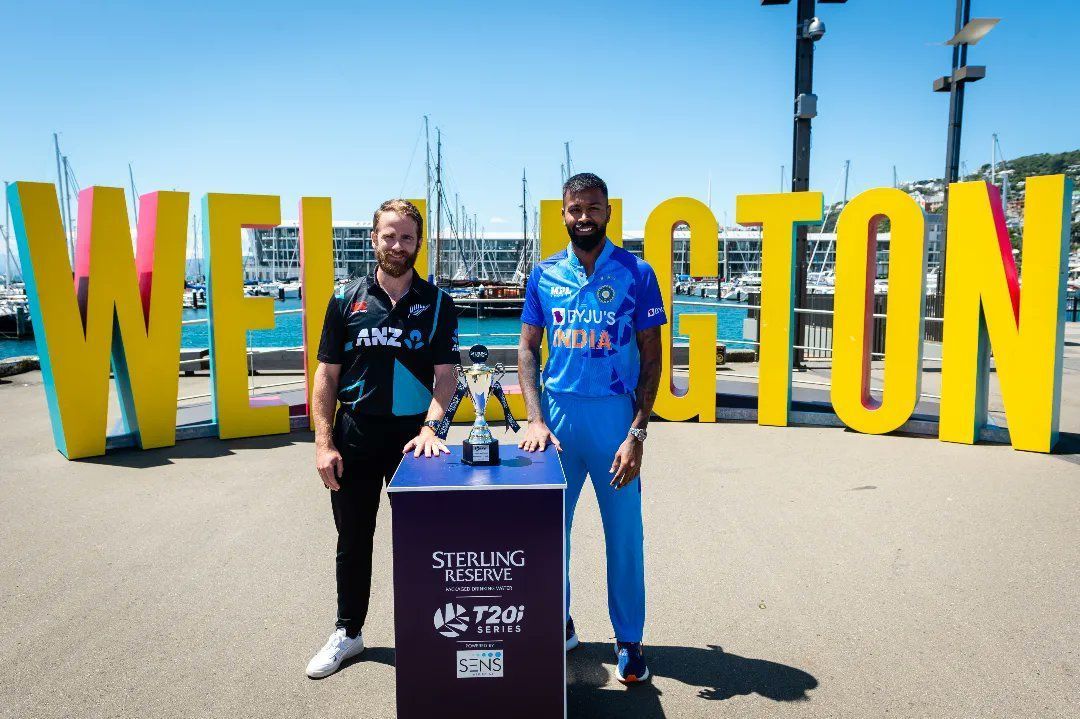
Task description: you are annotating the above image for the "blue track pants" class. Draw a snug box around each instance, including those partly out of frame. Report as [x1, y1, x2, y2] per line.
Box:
[543, 391, 645, 643]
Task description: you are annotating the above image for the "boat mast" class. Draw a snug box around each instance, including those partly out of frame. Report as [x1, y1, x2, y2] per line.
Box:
[62, 156, 74, 258]
[53, 133, 72, 261]
[991, 132, 997, 185]
[521, 168, 528, 282]
[435, 128, 442, 284]
[842, 159, 851, 204]
[128, 162, 139, 224]
[3, 180, 11, 287]
[191, 213, 201, 280]
[424, 115, 432, 280]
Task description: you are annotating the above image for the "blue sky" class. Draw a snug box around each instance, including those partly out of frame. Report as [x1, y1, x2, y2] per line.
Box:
[3, 0, 1077, 245]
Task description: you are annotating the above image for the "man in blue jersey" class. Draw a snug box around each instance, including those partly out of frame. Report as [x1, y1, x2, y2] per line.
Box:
[518, 173, 665, 684]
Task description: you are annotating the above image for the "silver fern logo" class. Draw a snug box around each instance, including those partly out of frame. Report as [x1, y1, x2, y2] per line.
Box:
[433, 603, 470, 638]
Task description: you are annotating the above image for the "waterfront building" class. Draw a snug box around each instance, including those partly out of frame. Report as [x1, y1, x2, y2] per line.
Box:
[242, 220, 944, 285]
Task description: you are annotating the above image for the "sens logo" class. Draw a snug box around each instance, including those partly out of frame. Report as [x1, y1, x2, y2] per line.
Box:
[351, 300, 368, 314]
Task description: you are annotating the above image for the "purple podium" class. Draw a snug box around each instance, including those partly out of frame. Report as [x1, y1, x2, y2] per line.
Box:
[388, 446, 566, 719]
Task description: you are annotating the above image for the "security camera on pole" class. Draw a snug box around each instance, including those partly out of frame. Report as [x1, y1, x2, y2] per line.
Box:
[761, 0, 847, 369]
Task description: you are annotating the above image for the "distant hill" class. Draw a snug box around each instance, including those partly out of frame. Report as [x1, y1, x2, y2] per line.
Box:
[814, 149, 1080, 245]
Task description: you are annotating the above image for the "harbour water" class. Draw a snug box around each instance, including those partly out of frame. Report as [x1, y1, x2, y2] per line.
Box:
[0, 295, 750, 360]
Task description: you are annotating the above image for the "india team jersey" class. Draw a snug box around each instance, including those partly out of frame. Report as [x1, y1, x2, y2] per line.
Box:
[521, 240, 667, 396]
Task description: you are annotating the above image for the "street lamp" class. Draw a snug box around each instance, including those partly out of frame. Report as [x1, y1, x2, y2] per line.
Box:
[761, 0, 847, 368]
[934, 2, 999, 296]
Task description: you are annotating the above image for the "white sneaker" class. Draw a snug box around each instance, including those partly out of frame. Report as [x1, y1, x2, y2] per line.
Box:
[306, 627, 365, 678]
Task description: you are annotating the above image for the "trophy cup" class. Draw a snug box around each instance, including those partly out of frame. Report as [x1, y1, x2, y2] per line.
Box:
[438, 345, 519, 466]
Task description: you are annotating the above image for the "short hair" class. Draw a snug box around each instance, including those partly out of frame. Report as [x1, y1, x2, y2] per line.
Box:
[562, 172, 608, 201]
[372, 199, 423, 240]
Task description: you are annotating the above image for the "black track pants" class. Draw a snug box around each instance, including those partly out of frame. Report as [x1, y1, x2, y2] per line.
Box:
[330, 409, 424, 636]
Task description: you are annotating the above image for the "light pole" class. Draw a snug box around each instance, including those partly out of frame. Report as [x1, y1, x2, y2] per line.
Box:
[762, 0, 847, 368]
[933, 3, 998, 296]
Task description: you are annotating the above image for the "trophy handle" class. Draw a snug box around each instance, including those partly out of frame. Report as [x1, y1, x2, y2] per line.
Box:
[492, 363, 506, 385]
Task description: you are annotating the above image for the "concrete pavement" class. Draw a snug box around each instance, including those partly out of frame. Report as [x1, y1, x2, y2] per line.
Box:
[0, 327, 1077, 718]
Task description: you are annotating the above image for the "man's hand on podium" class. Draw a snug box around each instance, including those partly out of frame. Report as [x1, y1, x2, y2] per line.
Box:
[404, 426, 450, 458]
[518, 419, 562, 453]
[316, 442, 344, 491]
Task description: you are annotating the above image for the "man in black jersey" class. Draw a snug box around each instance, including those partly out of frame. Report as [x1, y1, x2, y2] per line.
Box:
[305, 199, 459, 678]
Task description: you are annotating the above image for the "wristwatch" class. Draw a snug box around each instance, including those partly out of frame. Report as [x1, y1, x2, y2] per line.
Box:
[423, 420, 441, 434]
[628, 428, 647, 443]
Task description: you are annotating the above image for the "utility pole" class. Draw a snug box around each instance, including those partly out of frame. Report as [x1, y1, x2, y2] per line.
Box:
[790, 0, 816, 368]
[893, 165, 898, 189]
[780, 165, 785, 192]
[128, 162, 139, 224]
[933, 2, 996, 296]
[763, 0, 848, 366]
[564, 142, 573, 178]
[434, 128, 442, 284]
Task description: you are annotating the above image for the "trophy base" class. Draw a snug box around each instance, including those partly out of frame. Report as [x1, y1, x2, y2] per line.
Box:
[462, 440, 500, 466]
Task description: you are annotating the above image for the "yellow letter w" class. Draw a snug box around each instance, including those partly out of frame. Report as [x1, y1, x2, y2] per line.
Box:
[9, 182, 189, 459]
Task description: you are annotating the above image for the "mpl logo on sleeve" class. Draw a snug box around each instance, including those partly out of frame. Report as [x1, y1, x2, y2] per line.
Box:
[456, 650, 504, 679]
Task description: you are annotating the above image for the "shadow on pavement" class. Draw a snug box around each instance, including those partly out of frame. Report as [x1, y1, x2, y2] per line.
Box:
[1053, 431, 1080, 454]
[79, 432, 306, 468]
[341, 646, 395, 672]
[568, 642, 818, 718]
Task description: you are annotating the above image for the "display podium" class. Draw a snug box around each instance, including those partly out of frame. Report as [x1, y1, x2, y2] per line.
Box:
[388, 446, 566, 719]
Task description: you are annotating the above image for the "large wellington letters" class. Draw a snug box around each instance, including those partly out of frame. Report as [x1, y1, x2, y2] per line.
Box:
[7, 176, 1072, 459]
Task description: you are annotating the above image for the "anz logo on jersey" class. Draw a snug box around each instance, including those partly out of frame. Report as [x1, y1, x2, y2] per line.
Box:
[354, 326, 427, 350]
[355, 327, 403, 347]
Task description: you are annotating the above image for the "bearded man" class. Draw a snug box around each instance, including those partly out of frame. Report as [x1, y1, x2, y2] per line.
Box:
[517, 173, 665, 683]
[306, 199, 459, 678]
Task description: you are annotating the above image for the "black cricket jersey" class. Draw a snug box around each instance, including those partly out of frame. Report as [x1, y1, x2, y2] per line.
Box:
[317, 271, 459, 417]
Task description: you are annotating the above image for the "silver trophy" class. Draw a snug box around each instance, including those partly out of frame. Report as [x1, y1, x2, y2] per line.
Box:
[461, 345, 510, 465]
[437, 345, 518, 466]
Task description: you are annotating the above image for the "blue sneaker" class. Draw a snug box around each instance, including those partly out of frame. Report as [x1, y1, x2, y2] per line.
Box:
[615, 641, 650, 683]
[565, 617, 579, 652]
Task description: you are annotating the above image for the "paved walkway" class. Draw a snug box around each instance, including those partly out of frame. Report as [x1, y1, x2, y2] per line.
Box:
[1, 326, 1077, 718]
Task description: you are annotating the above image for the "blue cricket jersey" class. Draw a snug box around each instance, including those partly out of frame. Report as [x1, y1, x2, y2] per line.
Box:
[521, 239, 668, 396]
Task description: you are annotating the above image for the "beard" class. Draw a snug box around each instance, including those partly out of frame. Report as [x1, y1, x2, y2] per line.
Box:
[376, 245, 418, 278]
[566, 220, 607, 252]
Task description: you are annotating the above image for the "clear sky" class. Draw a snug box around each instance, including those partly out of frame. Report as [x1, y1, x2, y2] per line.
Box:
[3, 0, 1077, 245]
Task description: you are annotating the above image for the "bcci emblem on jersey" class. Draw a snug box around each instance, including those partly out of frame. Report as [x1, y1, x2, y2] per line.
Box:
[596, 285, 615, 303]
